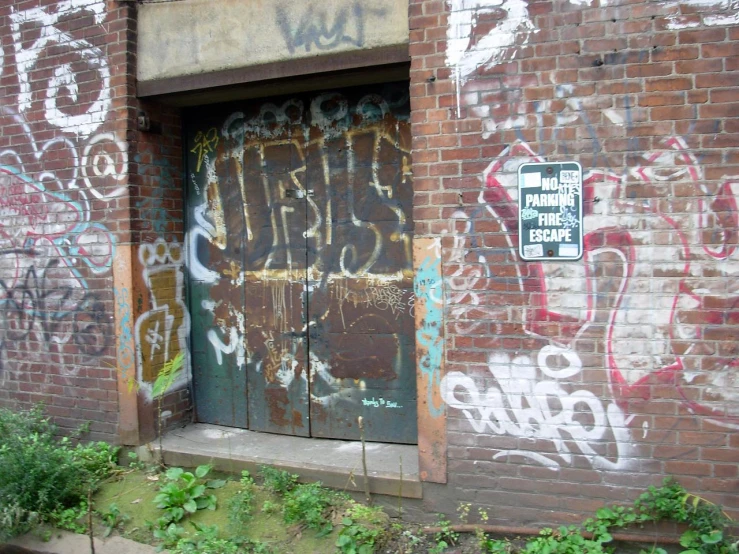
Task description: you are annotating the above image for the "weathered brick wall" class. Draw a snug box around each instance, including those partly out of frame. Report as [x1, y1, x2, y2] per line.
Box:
[130, 99, 190, 441]
[0, 0, 138, 441]
[409, 0, 739, 525]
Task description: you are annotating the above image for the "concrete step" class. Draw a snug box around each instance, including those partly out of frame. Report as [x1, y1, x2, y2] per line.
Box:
[151, 423, 422, 499]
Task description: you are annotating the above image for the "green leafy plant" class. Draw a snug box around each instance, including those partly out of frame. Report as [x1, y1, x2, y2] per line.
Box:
[152, 522, 187, 551]
[50, 500, 88, 534]
[164, 522, 272, 554]
[98, 502, 129, 537]
[400, 528, 423, 550]
[282, 481, 336, 535]
[430, 514, 459, 553]
[0, 405, 118, 540]
[152, 352, 185, 461]
[336, 503, 388, 554]
[527, 526, 610, 553]
[228, 470, 257, 533]
[471, 478, 737, 554]
[261, 500, 279, 515]
[0, 503, 40, 540]
[481, 537, 515, 553]
[170, 522, 240, 554]
[127, 451, 147, 470]
[152, 352, 186, 398]
[71, 440, 120, 482]
[635, 479, 736, 554]
[259, 465, 298, 495]
[153, 465, 226, 527]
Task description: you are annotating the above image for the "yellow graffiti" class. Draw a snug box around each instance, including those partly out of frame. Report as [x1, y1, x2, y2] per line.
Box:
[224, 260, 241, 281]
[191, 127, 219, 172]
[135, 239, 190, 398]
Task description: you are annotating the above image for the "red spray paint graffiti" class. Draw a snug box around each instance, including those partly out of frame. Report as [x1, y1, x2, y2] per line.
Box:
[480, 138, 739, 430]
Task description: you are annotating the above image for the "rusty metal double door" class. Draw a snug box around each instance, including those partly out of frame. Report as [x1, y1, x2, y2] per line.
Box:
[187, 83, 417, 444]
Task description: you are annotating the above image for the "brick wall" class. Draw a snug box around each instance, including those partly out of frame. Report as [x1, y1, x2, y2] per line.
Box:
[409, 0, 739, 525]
[130, 98, 190, 441]
[0, 0, 138, 441]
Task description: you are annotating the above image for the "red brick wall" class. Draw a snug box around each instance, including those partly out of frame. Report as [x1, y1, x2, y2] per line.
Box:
[0, 0, 138, 441]
[409, 0, 739, 525]
[130, 98, 190, 441]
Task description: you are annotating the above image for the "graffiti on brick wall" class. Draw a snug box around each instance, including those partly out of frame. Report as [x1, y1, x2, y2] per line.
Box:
[135, 239, 191, 400]
[0, 165, 114, 383]
[443, 211, 510, 335]
[10, 0, 108, 138]
[665, 0, 739, 29]
[5, 0, 125, 200]
[441, 131, 737, 448]
[441, 347, 635, 470]
[446, 0, 535, 116]
[276, 1, 386, 54]
[445, 1, 739, 115]
[0, 0, 123, 383]
[436, 25, 739, 465]
[478, 137, 739, 432]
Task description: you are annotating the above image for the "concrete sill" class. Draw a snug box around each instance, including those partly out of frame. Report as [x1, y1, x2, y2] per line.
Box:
[154, 423, 422, 499]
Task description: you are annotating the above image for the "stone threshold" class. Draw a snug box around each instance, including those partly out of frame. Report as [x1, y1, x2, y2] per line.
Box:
[152, 423, 422, 499]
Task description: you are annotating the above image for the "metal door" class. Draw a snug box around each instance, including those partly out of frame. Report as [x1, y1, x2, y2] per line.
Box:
[187, 82, 416, 443]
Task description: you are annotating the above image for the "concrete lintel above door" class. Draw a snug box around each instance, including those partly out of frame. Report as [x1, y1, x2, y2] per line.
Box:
[137, 0, 410, 101]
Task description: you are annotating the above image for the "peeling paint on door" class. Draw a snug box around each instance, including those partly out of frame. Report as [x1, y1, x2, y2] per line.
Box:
[186, 83, 417, 443]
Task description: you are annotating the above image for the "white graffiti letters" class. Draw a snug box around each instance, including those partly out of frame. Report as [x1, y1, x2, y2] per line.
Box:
[10, 1, 110, 138]
[441, 347, 634, 470]
[446, 0, 535, 115]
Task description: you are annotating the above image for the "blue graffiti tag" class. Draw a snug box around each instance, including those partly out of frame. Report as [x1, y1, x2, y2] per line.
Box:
[414, 246, 444, 418]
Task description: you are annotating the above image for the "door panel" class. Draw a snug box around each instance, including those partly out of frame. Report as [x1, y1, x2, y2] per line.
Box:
[187, 82, 416, 443]
[187, 149, 248, 428]
[242, 139, 310, 436]
[305, 105, 415, 442]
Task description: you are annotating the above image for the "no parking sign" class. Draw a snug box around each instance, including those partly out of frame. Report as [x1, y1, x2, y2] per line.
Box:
[518, 162, 583, 261]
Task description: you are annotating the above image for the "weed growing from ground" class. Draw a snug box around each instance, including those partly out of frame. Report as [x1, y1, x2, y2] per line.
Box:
[476, 478, 737, 554]
[50, 500, 89, 534]
[0, 405, 119, 540]
[336, 503, 388, 554]
[153, 465, 226, 527]
[260, 500, 279, 515]
[282, 481, 336, 535]
[227, 470, 257, 533]
[97, 503, 129, 537]
[152, 521, 187, 550]
[430, 514, 459, 553]
[258, 465, 298, 495]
